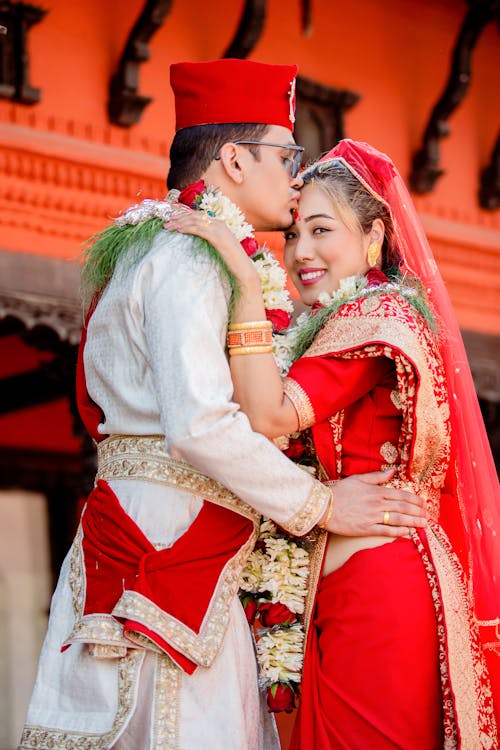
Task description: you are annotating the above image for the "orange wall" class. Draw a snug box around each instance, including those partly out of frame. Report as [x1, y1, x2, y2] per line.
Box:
[0, 0, 499, 332]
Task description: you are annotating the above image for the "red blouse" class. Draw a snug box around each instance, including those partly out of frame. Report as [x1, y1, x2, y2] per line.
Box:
[285, 354, 402, 481]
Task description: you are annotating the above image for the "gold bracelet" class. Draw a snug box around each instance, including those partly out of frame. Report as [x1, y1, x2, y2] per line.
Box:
[229, 345, 273, 356]
[227, 328, 273, 348]
[317, 488, 335, 530]
[228, 320, 272, 332]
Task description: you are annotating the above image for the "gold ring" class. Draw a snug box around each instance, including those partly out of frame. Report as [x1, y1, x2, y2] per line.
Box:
[202, 213, 212, 224]
[383, 510, 390, 525]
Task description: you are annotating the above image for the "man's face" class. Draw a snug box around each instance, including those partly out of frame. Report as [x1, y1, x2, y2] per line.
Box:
[236, 125, 303, 232]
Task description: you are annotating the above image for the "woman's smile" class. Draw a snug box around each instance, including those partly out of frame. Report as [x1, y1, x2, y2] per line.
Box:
[297, 267, 328, 285]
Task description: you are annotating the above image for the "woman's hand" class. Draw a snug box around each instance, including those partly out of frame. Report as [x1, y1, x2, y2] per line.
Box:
[164, 210, 259, 288]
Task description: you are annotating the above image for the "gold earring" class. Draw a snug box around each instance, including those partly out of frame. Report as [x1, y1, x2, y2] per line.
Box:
[367, 241, 380, 268]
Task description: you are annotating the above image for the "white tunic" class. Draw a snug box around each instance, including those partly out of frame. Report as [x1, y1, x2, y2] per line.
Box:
[19, 231, 328, 750]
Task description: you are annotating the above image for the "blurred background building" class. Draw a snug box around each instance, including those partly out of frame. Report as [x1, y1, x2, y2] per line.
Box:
[0, 0, 498, 747]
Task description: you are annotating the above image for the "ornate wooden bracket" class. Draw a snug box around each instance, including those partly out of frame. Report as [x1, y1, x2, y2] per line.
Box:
[479, 132, 500, 209]
[108, 0, 173, 127]
[223, 0, 266, 59]
[0, 1, 47, 104]
[295, 76, 360, 162]
[409, 0, 499, 194]
[301, 0, 313, 36]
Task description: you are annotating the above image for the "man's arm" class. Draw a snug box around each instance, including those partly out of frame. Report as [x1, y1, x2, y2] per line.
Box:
[141, 235, 426, 537]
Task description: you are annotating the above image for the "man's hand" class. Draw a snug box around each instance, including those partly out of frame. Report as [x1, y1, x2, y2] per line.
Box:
[323, 470, 427, 537]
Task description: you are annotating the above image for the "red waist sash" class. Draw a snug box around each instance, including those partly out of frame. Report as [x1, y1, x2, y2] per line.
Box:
[73, 299, 255, 674]
[77, 478, 254, 674]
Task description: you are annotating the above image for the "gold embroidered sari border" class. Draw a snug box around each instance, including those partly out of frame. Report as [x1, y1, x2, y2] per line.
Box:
[283, 377, 315, 431]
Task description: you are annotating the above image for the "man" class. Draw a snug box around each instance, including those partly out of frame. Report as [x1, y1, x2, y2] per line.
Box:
[19, 59, 426, 750]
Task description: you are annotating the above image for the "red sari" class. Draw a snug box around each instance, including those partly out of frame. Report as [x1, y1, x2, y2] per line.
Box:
[284, 291, 498, 749]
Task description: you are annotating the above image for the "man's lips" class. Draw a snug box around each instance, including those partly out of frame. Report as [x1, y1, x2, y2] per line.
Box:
[298, 268, 327, 286]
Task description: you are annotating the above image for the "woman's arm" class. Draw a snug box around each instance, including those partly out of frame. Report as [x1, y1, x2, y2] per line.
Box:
[164, 212, 299, 436]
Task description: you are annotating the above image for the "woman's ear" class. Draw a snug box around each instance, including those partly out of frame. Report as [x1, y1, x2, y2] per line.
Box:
[364, 218, 386, 268]
[218, 143, 244, 185]
[369, 218, 385, 245]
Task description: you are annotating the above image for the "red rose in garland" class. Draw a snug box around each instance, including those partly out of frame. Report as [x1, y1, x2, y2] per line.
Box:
[178, 180, 205, 208]
[241, 595, 259, 625]
[267, 683, 297, 713]
[240, 236, 259, 257]
[366, 268, 387, 287]
[266, 308, 292, 332]
[259, 601, 297, 628]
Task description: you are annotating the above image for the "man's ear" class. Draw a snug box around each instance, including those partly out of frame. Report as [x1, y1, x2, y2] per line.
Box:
[218, 143, 245, 185]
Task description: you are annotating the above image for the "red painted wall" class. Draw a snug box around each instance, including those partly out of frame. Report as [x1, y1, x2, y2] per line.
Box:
[1, 0, 498, 333]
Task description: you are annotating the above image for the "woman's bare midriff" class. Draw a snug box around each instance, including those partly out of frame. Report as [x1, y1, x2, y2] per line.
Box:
[322, 532, 411, 578]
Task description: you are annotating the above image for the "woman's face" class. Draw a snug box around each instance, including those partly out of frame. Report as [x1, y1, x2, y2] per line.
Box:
[283, 183, 375, 306]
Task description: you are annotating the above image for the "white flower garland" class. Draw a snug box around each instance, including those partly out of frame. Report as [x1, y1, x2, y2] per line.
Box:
[240, 519, 309, 702]
[115, 187, 308, 710]
[274, 273, 421, 376]
[115, 188, 294, 344]
[196, 188, 254, 242]
[194, 186, 294, 331]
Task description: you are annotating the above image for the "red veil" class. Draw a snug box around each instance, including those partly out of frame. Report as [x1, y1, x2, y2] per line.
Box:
[316, 140, 500, 651]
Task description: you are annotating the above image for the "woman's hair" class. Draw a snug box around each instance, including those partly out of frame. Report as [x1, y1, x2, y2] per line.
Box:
[167, 122, 270, 190]
[302, 160, 401, 270]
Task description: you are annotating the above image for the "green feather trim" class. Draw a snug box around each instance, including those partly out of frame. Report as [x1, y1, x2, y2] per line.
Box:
[80, 219, 240, 314]
[291, 271, 438, 362]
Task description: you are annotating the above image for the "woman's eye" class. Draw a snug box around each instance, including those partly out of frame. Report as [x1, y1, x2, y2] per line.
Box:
[284, 230, 297, 241]
[313, 226, 328, 235]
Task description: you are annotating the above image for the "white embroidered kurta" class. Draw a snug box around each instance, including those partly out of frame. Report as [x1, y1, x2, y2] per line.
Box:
[20, 231, 329, 750]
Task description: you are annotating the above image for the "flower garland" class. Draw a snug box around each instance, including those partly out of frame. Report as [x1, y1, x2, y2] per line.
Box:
[84, 181, 294, 334]
[240, 519, 310, 713]
[177, 179, 294, 333]
[237, 267, 437, 712]
[172, 181, 316, 714]
[180, 185, 314, 713]
[273, 269, 436, 376]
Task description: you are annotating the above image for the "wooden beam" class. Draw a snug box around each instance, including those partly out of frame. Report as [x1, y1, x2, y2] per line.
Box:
[409, 1, 497, 194]
[108, 0, 174, 127]
[479, 132, 500, 210]
[223, 0, 267, 59]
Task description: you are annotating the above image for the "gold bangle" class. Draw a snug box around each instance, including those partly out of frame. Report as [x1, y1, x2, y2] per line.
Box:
[229, 345, 273, 356]
[227, 328, 273, 348]
[228, 320, 272, 332]
[317, 488, 334, 530]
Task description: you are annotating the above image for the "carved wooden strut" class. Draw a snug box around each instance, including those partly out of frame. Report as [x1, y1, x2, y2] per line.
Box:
[409, 0, 499, 196]
[108, 0, 173, 127]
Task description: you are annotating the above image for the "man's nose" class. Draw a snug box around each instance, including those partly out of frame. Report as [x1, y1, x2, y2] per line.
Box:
[291, 173, 304, 190]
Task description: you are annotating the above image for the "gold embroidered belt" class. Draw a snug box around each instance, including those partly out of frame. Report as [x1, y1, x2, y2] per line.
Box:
[96, 434, 260, 524]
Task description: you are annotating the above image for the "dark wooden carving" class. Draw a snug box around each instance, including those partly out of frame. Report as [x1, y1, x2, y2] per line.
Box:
[108, 0, 174, 127]
[0, 1, 47, 103]
[295, 76, 359, 163]
[223, 0, 267, 59]
[479, 132, 500, 210]
[301, 0, 312, 36]
[409, 0, 499, 193]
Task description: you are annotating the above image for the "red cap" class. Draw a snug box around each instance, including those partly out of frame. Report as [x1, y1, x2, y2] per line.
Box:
[170, 59, 298, 132]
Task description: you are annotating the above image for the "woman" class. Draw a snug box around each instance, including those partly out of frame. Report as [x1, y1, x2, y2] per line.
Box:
[166, 139, 500, 749]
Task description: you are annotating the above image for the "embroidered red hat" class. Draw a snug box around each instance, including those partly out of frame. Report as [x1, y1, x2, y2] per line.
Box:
[170, 59, 298, 132]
